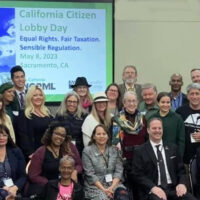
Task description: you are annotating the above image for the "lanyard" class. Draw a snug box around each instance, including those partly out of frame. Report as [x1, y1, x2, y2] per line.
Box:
[101, 153, 109, 169]
[96, 145, 109, 169]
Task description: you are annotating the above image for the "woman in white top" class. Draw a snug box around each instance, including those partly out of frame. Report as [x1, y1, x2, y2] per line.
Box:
[0, 94, 15, 143]
[82, 92, 111, 146]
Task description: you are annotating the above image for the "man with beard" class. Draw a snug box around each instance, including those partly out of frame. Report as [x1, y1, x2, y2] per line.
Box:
[169, 73, 188, 111]
[118, 65, 142, 105]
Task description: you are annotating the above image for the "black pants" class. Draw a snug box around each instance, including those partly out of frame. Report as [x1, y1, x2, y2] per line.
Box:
[148, 188, 197, 200]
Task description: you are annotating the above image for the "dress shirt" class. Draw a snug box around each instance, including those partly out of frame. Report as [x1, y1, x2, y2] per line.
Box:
[125, 83, 135, 92]
[16, 89, 26, 108]
[150, 140, 172, 185]
[171, 92, 183, 111]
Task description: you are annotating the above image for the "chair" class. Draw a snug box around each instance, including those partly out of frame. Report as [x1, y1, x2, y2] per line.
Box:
[189, 155, 197, 195]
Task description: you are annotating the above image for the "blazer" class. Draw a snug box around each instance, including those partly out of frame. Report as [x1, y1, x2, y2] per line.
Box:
[132, 141, 186, 199]
[118, 83, 142, 104]
[6, 147, 27, 191]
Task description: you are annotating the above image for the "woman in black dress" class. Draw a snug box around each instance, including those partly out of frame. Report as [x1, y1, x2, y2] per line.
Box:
[14, 85, 52, 160]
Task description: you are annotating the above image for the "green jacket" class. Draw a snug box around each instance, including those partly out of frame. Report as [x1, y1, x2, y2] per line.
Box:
[138, 101, 159, 121]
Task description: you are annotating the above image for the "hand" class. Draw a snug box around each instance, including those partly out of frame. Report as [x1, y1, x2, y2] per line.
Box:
[192, 131, 200, 141]
[6, 194, 15, 200]
[151, 186, 167, 200]
[116, 143, 122, 151]
[71, 170, 78, 183]
[107, 186, 114, 198]
[103, 188, 113, 198]
[176, 184, 187, 197]
[28, 153, 33, 159]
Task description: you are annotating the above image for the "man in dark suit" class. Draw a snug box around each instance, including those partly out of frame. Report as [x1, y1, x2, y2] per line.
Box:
[10, 65, 26, 110]
[132, 117, 196, 200]
[118, 65, 142, 103]
[168, 73, 188, 111]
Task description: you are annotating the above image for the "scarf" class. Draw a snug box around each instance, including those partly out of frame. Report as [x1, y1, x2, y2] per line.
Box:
[114, 109, 144, 135]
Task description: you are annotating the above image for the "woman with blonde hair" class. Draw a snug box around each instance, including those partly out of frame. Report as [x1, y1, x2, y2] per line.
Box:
[82, 92, 111, 146]
[0, 94, 15, 143]
[55, 91, 87, 156]
[14, 85, 52, 160]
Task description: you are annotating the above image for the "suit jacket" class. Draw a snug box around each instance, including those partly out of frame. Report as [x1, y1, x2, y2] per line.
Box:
[132, 141, 186, 199]
[6, 147, 27, 191]
[118, 83, 142, 104]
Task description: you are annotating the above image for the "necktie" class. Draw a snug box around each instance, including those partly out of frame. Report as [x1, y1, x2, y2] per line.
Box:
[156, 145, 168, 188]
[128, 87, 134, 91]
[19, 92, 25, 109]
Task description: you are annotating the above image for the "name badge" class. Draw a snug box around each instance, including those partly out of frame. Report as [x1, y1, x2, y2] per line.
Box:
[72, 140, 76, 145]
[3, 178, 14, 187]
[105, 174, 113, 183]
[13, 111, 19, 116]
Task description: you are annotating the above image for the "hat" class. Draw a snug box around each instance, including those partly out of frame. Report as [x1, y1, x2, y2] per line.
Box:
[0, 82, 14, 94]
[71, 77, 91, 88]
[93, 92, 109, 103]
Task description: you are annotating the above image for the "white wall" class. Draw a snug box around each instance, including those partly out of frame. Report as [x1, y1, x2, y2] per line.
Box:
[114, 0, 200, 93]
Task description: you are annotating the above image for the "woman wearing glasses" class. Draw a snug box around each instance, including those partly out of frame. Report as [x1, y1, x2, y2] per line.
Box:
[55, 91, 87, 156]
[105, 83, 122, 116]
[27, 121, 82, 196]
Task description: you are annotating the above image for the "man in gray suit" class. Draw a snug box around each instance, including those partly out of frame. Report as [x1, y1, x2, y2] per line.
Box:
[118, 65, 142, 104]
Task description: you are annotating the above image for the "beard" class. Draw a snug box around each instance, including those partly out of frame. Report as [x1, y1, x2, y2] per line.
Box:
[124, 78, 136, 85]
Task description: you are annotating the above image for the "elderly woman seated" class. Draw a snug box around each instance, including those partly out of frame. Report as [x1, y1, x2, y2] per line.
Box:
[39, 155, 83, 200]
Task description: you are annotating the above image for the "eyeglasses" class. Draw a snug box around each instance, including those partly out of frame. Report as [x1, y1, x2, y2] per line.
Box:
[0, 133, 8, 137]
[126, 100, 137, 104]
[66, 100, 78, 105]
[108, 89, 118, 93]
[53, 132, 66, 138]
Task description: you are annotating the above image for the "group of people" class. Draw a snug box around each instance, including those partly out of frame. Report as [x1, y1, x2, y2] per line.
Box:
[0, 65, 200, 200]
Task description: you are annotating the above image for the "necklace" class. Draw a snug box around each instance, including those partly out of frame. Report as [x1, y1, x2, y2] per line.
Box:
[48, 146, 60, 158]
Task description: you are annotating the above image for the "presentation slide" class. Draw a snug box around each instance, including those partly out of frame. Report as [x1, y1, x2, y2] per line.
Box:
[0, 0, 113, 102]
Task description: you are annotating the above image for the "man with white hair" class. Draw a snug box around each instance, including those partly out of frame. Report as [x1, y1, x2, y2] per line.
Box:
[176, 83, 200, 164]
